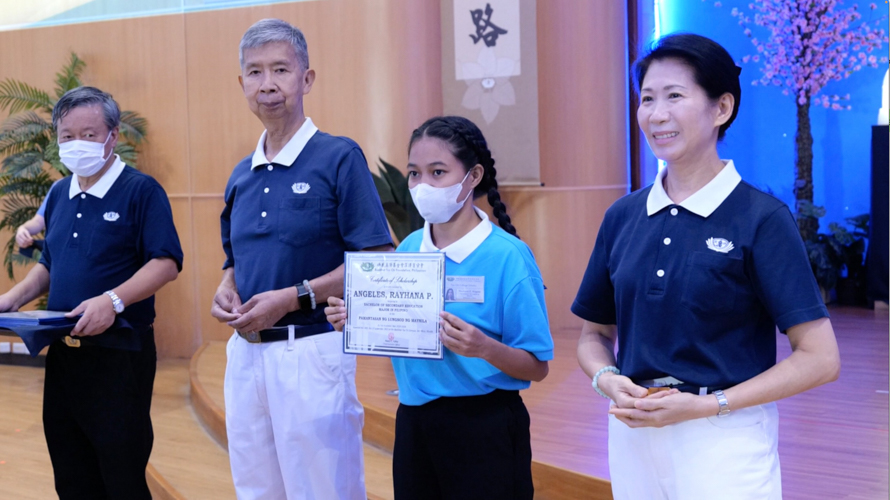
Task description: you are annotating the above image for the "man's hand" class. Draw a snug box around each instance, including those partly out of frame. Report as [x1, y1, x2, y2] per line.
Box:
[325, 297, 347, 332]
[66, 294, 116, 337]
[227, 288, 297, 334]
[16, 226, 34, 249]
[0, 293, 19, 313]
[211, 286, 242, 323]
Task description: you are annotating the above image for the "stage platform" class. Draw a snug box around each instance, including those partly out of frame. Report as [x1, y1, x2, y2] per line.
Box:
[0, 305, 885, 499]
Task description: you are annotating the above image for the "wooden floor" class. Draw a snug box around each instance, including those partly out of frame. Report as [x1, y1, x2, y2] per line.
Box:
[0, 306, 886, 498]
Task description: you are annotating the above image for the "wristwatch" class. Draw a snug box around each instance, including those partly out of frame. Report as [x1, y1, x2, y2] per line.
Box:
[105, 290, 125, 314]
[713, 389, 731, 418]
[295, 282, 314, 311]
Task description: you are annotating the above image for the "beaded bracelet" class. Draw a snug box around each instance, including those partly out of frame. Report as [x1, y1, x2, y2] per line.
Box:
[303, 279, 317, 310]
[592, 365, 620, 399]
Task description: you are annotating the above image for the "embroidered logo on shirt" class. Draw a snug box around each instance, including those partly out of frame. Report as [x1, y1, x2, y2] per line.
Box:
[103, 212, 120, 222]
[292, 182, 310, 194]
[705, 237, 734, 253]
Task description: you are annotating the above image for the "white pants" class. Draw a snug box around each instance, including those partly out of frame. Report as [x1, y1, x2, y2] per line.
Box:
[609, 402, 782, 500]
[224, 331, 366, 500]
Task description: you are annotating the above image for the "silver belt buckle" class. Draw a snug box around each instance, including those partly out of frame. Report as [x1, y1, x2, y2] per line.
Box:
[650, 376, 684, 387]
[243, 331, 261, 344]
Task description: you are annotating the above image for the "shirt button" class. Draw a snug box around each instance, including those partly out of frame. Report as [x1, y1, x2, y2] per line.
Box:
[261, 211, 267, 218]
[670, 208, 678, 216]
[663, 237, 671, 245]
[264, 188, 269, 193]
[80, 194, 86, 199]
[267, 165, 273, 171]
[656, 269, 665, 277]
[76, 213, 82, 218]
[73, 232, 78, 238]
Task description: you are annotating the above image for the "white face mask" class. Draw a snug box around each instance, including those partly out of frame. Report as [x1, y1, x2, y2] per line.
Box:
[409, 171, 473, 224]
[59, 132, 113, 177]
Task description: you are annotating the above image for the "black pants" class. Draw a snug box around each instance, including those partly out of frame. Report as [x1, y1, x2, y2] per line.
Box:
[393, 390, 534, 500]
[42, 330, 156, 500]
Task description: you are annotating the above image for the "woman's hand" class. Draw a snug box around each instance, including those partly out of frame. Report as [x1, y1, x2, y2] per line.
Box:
[597, 372, 650, 409]
[609, 391, 717, 428]
[325, 297, 347, 332]
[439, 311, 494, 359]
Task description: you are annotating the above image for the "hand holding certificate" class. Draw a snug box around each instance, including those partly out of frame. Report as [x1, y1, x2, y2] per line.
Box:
[342, 252, 445, 359]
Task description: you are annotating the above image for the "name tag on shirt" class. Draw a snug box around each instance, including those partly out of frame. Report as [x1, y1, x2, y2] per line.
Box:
[445, 276, 484, 303]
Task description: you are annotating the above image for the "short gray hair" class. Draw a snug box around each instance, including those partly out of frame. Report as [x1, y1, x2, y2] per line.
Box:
[52, 86, 121, 132]
[240, 18, 309, 71]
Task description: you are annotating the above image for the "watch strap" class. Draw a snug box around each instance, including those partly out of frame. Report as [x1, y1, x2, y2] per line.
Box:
[295, 283, 313, 311]
[104, 290, 124, 314]
[713, 389, 731, 417]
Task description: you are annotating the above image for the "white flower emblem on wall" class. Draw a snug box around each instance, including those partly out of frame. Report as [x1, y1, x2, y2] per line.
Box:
[461, 48, 517, 124]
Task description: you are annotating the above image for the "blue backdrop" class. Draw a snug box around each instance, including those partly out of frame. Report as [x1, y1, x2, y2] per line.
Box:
[646, 0, 888, 230]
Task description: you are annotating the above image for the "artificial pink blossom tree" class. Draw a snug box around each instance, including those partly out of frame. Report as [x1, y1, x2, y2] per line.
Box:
[726, 0, 888, 240]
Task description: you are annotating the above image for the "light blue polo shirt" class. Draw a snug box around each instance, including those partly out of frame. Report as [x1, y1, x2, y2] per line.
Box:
[392, 208, 554, 406]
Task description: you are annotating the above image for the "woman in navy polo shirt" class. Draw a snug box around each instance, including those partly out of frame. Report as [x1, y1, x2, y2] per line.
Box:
[327, 116, 553, 500]
[573, 34, 841, 499]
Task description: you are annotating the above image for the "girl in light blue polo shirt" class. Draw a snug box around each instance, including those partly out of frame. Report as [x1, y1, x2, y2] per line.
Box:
[327, 116, 553, 500]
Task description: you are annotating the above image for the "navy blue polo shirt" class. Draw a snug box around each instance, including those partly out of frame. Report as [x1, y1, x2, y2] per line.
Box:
[572, 161, 828, 390]
[40, 156, 184, 328]
[221, 118, 392, 327]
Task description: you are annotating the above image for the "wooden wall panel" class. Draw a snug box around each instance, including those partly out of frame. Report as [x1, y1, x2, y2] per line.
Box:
[537, 0, 629, 189]
[154, 197, 200, 358]
[501, 187, 625, 333]
[191, 197, 235, 344]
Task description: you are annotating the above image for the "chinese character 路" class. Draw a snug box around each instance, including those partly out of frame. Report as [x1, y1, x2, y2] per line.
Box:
[470, 3, 508, 48]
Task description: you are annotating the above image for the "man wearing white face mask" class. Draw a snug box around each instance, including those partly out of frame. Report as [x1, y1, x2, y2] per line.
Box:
[0, 86, 183, 499]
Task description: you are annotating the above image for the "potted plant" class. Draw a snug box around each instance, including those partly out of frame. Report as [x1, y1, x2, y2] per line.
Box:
[832, 213, 868, 305]
[371, 158, 423, 245]
[800, 201, 869, 304]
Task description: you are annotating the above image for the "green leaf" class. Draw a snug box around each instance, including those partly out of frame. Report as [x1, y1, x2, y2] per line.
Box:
[0, 79, 54, 115]
[118, 111, 147, 145]
[2, 151, 45, 178]
[114, 143, 139, 167]
[0, 111, 52, 157]
[373, 158, 422, 243]
[54, 52, 85, 100]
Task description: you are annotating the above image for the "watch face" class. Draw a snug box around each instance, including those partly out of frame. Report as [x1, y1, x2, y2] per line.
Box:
[114, 302, 124, 313]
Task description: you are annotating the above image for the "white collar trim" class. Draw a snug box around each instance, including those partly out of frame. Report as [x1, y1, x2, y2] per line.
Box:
[68, 155, 126, 199]
[646, 160, 742, 217]
[419, 207, 492, 264]
[251, 117, 318, 169]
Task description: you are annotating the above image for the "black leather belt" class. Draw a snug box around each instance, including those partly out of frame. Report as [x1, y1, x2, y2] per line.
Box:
[635, 377, 726, 395]
[237, 323, 333, 343]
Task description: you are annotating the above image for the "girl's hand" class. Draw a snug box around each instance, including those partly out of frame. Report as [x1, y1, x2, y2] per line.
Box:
[325, 297, 347, 332]
[439, 311, 493, 359]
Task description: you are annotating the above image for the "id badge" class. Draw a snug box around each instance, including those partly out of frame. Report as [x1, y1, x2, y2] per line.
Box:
[444, 276, 484, 303]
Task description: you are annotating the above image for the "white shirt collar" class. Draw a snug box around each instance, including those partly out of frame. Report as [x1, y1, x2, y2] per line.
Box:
[419, 207, 493, 264]
[251, 117, 319, 169]
[646, 160, 742, 217]
[68, 155, 126, 199]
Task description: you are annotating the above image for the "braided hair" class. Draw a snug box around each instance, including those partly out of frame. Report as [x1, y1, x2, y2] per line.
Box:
[408, 116, 518, 238]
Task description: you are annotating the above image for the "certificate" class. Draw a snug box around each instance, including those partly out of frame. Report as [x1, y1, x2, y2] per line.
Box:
[343, 252, 445, 359]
